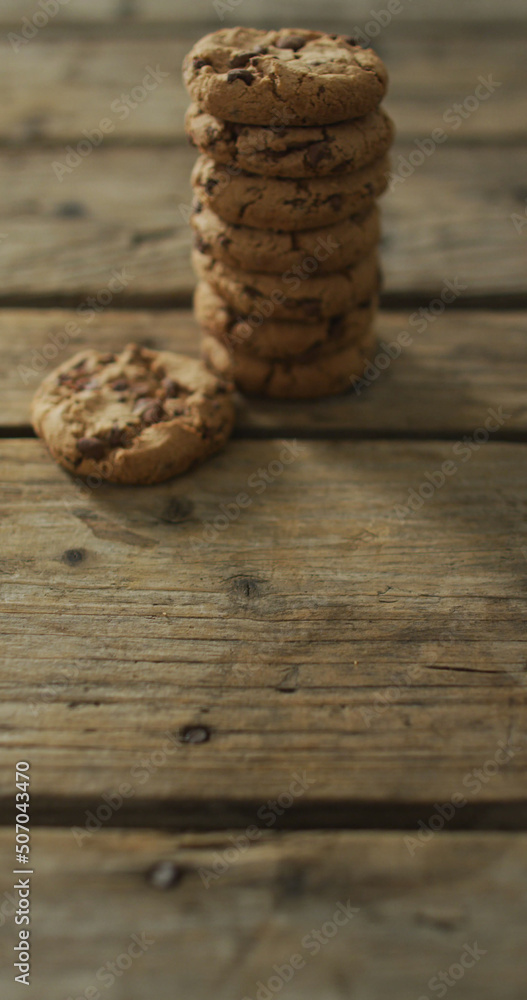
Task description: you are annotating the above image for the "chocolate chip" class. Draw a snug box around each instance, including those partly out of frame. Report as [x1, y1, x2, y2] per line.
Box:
[107, 425, 127, 448]
[134, 396, 156, 413]
[110, 378, 129, 391]
[133, 382, 152, 399]
[342, 35, 360, 46]
[229, 53, 248, 69]
[194, 234, 210, 254]
[229, 50, 261, 68]
[204, 178, 218, 195]
[306, 142, 331, 168]
[328, 316, 345, 338]
[226, 69, 255, 86]
[328, 194, 343, 211]
[162, 377, 180, 398]
[193, 57, 211, 71]
[275, 35, 306, 51]
[77, 436, 106, 460]
[142, 402, 165, 426]
[301, 300, 322, 318]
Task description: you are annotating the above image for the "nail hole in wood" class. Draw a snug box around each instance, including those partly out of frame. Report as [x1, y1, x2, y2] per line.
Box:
[62, 548, 85, 566]
[147, 861, 184, 890]
[181, 725, 210, 745]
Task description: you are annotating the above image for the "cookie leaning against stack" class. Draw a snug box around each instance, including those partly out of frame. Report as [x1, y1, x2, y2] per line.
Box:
[183, 27, 393, 399]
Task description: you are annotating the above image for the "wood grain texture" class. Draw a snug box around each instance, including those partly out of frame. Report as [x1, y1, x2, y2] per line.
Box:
[1, 0, 526, 25]
[0, 9, 525, 989]
[1, 829, 526, 999]
[0, 145, 525, 302]
[1, 439, 526, 825]
[1, 28, 524, 143]
[3, 309, 527, 437]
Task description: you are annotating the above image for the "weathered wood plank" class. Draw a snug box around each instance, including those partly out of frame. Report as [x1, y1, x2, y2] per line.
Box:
[1, 829, 526, 999]
[0, 145, 525, 302]
[1, 0, 525, 25]
[1, 29, 523, 143]
[2, 309, 527, 437]
[1, 439, 526, 825]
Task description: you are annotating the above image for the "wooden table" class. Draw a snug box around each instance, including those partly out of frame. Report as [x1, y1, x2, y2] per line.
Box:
[1, 2, 526, 997]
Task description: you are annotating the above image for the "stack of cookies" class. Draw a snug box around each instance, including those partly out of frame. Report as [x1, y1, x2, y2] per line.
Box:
[183, 27, 393, 399]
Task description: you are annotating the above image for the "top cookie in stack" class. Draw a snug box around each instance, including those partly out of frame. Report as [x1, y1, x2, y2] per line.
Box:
[183, 28, 393, 400]
[184, 28, 388, 126]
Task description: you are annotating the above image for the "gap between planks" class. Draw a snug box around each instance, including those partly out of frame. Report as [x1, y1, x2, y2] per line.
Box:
[1, 800, 527, 833]
[3, 428, 527, 444]
[1, 308, 526, 438]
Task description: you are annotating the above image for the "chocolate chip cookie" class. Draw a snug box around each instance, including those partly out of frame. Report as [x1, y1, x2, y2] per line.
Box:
[31, 344, 235, 485]
[192, 246, 379, 322]
[191, 204, 380, 274]
[191, 153, 389, 230]
[183, 28, 388, 126]
[202, 330, 376, 399]
[195, 281, 377, 360]
[186, 103, 394, 178]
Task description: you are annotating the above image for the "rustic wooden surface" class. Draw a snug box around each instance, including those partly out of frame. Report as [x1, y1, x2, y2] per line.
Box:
[2, 437, 527, 826]
[1, 145, 525, 303]
[1, 309, 527, 436]
[1, 28, 523, 143]
[1, 830, 526, 1000]
[0, 0, 526, 996]
[2, 0, 526, 24]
